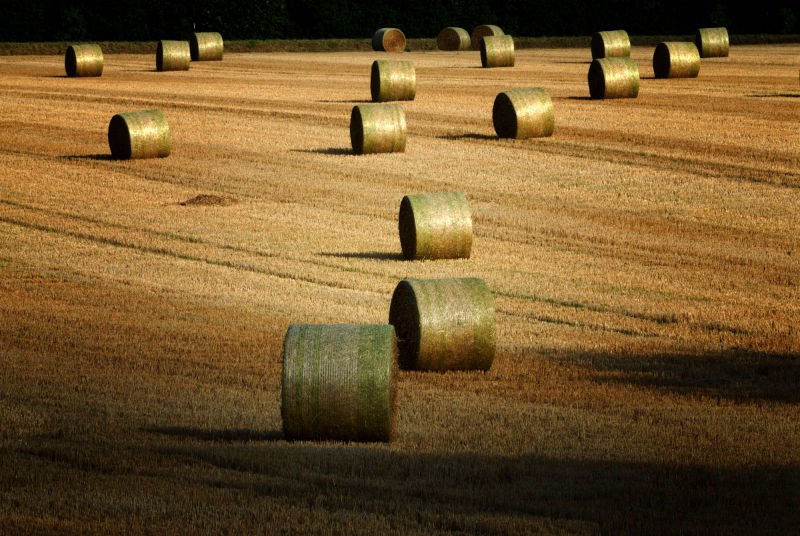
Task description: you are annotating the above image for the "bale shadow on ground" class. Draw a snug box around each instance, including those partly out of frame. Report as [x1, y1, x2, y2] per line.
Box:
[565, 96, 593, 101]
[60, 154, 115, 161]
[318, 251, 403, 261]
[315, 99, 372, 103]
[291, 148, 353, 155]
[145, 426, 283, 442]
[748, 92, 800, 98]
[436, 133, 496, 141]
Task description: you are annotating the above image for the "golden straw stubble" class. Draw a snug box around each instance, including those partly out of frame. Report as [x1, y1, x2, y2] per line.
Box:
[695, 27, 730, 58]
[493, 88, 554, 139]
[653, 42, 700, 79]
[156, 40, 191, 71]
[389, 278, 496, 371]
[588, 57, 640, 99]
[480, 35, 515, 68]
[281, 324, 397, 442]
[437, 27, 471, 51]
[398, 192, 472, 260]
[64, 44, 103, 77]
[107, 110, 171, 160]
[372, 28, 406, 52]
[371, 60, 416, 102]
[591, 30, 631, 59]
[190, 32, 223, 61]
[350, 103, 406, 155]
[471, 24, 503, 50]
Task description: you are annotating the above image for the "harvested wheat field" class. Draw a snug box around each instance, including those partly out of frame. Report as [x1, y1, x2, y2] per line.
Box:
[1, 44, 799, 535]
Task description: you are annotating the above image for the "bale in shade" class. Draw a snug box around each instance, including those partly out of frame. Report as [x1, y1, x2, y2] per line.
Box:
[107, 110, 171, 159]
[471, 24, 503, 50]
[493, 88, 554, 139]
[695, 27, 729, 58]
[281, 324, 397, 442]
[156, 40, 191, 71]
[190, 32, 223, 61]
[64, 44, 103, 77]
[591, 30, 630, 59]
[588, 57, 639, 99]
[350, 103, 406, 155]
[653, 42, 700, 79]
[388, 278, 496, 371]
[480, 35, 515, 68]
[372, 28, 406, 52]
[398, 192, 472, 260]
[371, 60, 416, 102]
[437, 27, 471, 51]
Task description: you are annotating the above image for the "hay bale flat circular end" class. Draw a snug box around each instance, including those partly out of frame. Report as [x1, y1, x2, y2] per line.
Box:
[695, 27, 729, 58]
[471, 24, 503, 50]
[350, 103, 406, 155]
[371, 60, 416, 102]
[653, 42, 700, 78]
[480, 35, 515, 68]
[588, 57, 639, 99]
[398, 192, 472, 260]
[437, 27, 471, 51]
[65, 44, 103, 77]
[388, 278, 496, 371]
[156, 40, 191, 71]
[493, 88, 554, 139]
[591, 30, 630, 59]
[107, 109, 171, 160]
[372, 28, 406, 52]
[281, 324, 397, 442]
[190, 32, 223, 61]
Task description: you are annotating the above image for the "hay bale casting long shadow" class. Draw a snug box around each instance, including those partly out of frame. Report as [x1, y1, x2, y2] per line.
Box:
[291, 148, 353, 155]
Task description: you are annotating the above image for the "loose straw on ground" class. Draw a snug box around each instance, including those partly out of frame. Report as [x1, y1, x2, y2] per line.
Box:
[588, 57, 639, 99]
[653, 42, 700, 78]
[591, 30, 630, 59]
[398, 192, 472, 260]
[107, 110, 171, 159]
[493, 88, 554, 139]
[695, 27, 729, 58]
[65, 44, 103, 77]
[372, 28, 406, 52]
[471, 24, 503, 50]
[190, 32, 223, 61]
[437, 27, 471, 51]
[350, 103, 406, 154]
[371, 60, 416, 102]
[480, 35, 515, 68]
[156, 40, 190, 71]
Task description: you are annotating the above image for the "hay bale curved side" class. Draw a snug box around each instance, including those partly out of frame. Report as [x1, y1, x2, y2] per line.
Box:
[398, 192, 472, 260]
[107, 110, 171, 160]
[588, 57, 639, 99]
[371, 60, 416, 102]
[591, 30, 630, 59]
[437, 27, 471, 51]
[350, 103, 406, 155]
[388, 278, 496, 371]
[480, 35, 515, 68]
[65, 44, 103, 77]
[493, 88, 554, 139]
[190, 32, 223, 61]
[281, 324, 396, 442]
[695, 27, 729, 58]
[372, 28, 406, 52]
[156, 40, 191, 71]
[653, 42, 700, 78]
[471, 24, 503, 50]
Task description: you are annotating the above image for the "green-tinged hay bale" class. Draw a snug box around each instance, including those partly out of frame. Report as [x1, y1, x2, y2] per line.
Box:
[371, 60, 416, 102]
[437, 27, 471, 51]
[372, 28, 406, 52]
[281, 324, 397, 442]
[388, 278, 496, 371]
[480, 35, 515, 68]
[398, 192, 472, 260]
[653, 42, 700, 79]
[591, 30, 630, 59]
[156, 40, 190, 71]
[64, 44, 103, 77]
[471, 24, 503, 50]
[695, 27, 729, 58]
[493, 88, 554, 139]
[588, 57, 639, 99]
[350, 103, 406, 155]
[190, 32, 223, 61]
[107, 110, 171, 160]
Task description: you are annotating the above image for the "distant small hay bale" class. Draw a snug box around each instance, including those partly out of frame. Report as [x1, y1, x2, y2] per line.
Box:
[156, 40, 191, 71]
[591, 30, 630, 59]
[190, 32, 223, 61]
[480, 35, 515, 68]
[64, 44, 103, 77]
[371, 60, 416, 102]
[437, 27, 471, 51]
[281, 324, 397, 442]
[653, 42, 700, 79]
[493, 88, 554, 139]
[695, 27, 729, 58]
[398, 192, 472, 260]
[389, 278, 496, 371]
[588, 57, 639, 99]
[372, 28, 406, 52]
[471, 24, 503, 50]
[350, 103, 406, 155]
[107, 110, 171, 160]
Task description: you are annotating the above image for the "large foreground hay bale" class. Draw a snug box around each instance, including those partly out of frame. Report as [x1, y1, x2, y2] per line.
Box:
[653, 42, 700, 78]
[388, 278, 496, 371]
[156, 40, 191, 71]
[437, 27, 471, 51]
[64, 44, 103, 77]
[695, 27, 729, 58]
[282, 324, 396, 442]
[372, 28, 406, 52]
[371, 60, 416, 102]
[591, 30, 630, 59]
[493, 88, 554, 139]
[107, 110, 171, 159]
[588, 57, 639, 99]
[190, 32, 223, 61]
[398, 192, 472, 260]
[480, 35, 515, 68]
[471, 24, 503, 50]
[350, 103, 406, 154]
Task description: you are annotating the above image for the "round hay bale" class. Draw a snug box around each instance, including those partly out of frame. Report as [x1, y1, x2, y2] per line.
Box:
[350, 103, 406, 155]
[107, 110, 171, 160]
[695, 27, 729, 58]
[471, 24, 503, 50]
[493, 88, 554, 139]
[190, 32, 223, 61]
[64, 44, 103, 77]
[281, 324, 397, 442]
[653, 42, 700, 79]
[588, 57, 639, 99]
[372, 28, 406, 52]
[371, 60, 416, 102]
[437, 27, 471, 51]
[591, 30, 630, 59]
[480, 35, 515, 68]
[398, 192, 472, 260]
[156, 40, 191, 71]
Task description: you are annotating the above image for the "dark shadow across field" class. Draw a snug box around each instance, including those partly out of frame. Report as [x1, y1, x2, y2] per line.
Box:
[291, 148, 353, 155]
[318, 251, 403, 261]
